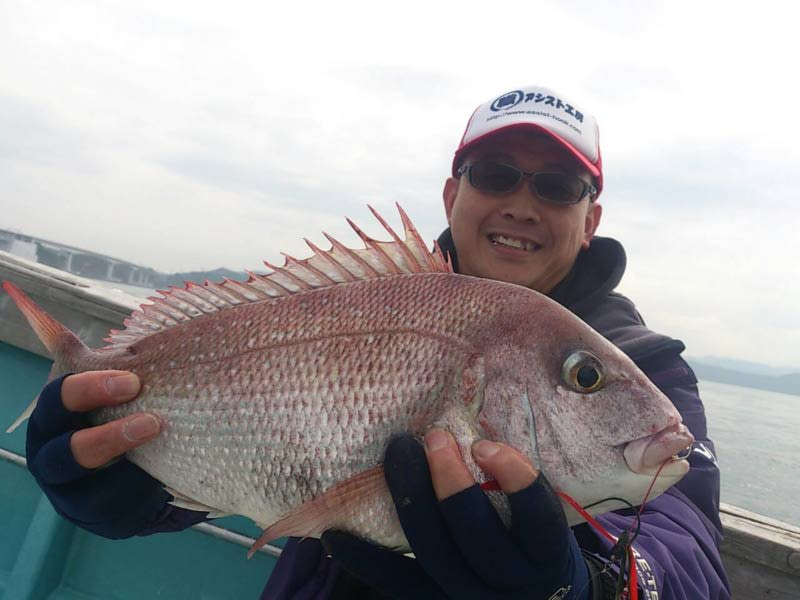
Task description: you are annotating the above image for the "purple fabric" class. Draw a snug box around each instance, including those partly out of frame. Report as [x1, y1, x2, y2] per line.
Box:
[260, 538, 342, 600]
[135, 504, 208, 536]
[575, 488, 729, 599]
[648, 359, 723, 533]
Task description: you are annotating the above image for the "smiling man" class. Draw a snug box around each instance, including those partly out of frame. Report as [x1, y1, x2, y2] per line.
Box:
[267, 86, 731, 599]
[23, 85, 730, 599]
[444, 130, 601, 292]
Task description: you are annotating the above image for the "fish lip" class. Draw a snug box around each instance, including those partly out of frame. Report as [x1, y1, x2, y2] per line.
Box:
[622, 423, 694, 476]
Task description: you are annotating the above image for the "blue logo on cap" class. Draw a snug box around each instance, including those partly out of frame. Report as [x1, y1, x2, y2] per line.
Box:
[490, 90, 524, 112]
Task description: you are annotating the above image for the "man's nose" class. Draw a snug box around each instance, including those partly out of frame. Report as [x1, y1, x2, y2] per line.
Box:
[499, 185, 544, 223]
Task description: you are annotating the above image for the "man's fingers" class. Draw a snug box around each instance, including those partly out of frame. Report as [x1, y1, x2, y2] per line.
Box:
[423, 429, 475, 500]
[471, 440, 538, 494]
[70, 413, 160, 469]
[61, 371, 141, 412]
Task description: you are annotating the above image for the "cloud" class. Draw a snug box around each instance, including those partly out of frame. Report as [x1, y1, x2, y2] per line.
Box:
[1, 0, 798, 367]
[0, 94, 100, 170]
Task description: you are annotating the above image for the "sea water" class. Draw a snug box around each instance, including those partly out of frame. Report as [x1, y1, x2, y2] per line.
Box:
[699, 379, 799, 526]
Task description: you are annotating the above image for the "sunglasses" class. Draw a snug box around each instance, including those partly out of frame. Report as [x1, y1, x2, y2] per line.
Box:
[457, 161, 597, 205]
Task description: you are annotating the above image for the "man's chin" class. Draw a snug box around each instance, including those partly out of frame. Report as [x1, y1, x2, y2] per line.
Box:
[477, 265, 543, 291]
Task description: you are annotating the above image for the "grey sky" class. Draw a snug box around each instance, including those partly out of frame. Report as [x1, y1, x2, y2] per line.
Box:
[2, 0, 799, 366]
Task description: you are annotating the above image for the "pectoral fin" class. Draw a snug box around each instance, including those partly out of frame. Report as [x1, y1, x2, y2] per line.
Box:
[248, 465, 385, 558]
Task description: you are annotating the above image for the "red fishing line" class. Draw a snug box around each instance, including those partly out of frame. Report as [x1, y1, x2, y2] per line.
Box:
[556, 491, 637, 600]
[481, 457, 674, 599]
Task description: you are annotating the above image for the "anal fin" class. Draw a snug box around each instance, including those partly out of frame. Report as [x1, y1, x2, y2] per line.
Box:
[6, 397, 37, 433]
[164, 486, 231, 519]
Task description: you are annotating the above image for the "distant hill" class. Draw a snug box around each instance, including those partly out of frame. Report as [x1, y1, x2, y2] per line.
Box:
[689, 355, 797, 377]
[687, 359, 800, 397]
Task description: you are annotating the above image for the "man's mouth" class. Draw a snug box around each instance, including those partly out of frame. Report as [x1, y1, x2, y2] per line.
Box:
[488, 234, 541, 252]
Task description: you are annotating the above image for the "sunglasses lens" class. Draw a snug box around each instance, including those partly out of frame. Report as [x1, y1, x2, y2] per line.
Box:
[533, 173, 586, 204]
[469, 162, 522, 192]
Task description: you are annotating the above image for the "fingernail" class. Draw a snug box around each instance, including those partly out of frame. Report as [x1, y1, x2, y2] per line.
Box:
[123, 414, 160, 441]
[106, 374, 140, 399]
[473, 440, 500, 460]
[424, 429, 450, 452]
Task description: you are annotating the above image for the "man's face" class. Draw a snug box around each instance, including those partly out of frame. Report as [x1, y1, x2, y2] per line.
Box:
[443, 130, 602, 293]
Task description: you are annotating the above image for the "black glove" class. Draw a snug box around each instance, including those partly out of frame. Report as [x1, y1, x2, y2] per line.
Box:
[26, 375, 171, 538]
[322, 434, 592, 600]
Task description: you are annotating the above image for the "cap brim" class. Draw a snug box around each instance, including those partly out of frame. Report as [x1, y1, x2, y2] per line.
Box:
[452, 123, 602, 192]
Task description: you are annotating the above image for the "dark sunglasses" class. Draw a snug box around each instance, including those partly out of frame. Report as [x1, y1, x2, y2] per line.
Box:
[457, 161, 597, 205]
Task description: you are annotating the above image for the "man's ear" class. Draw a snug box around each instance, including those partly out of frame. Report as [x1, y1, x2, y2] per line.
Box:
[581, 202, 602, 248]
[443, 177, 459, 224]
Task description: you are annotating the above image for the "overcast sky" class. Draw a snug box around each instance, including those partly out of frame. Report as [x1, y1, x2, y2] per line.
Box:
[2, 0, 799, 367]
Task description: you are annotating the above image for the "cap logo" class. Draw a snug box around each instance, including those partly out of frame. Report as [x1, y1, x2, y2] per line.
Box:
[489, 89, 584, 123]
[490, 90, 525, 112]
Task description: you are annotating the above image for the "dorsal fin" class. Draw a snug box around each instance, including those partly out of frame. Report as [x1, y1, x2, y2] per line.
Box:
[103, 204, 451, 349]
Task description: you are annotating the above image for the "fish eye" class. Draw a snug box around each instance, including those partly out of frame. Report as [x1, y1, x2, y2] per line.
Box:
[562, 351, 605, 393]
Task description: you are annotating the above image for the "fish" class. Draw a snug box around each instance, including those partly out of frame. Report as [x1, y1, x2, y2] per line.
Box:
[3, 204, 694, 553]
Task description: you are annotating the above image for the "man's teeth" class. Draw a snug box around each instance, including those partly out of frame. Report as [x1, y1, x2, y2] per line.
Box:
[490, 234, 539, 251]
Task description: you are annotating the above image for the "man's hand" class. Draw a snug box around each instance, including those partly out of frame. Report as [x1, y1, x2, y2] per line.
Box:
[322, 430, 592, 600]
[62, 371, 159, 468]
[26, 372, 171, 538]
[423, 428, 539, 497]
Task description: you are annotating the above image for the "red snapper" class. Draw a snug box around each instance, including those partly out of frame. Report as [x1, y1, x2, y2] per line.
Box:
[4, 205, 693, 553]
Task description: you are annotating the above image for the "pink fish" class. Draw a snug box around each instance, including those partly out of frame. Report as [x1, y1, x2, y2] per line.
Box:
[4, 205, 693, 554]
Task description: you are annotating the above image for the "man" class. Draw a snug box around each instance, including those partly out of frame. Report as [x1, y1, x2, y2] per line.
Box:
[25, 85, 730, 599]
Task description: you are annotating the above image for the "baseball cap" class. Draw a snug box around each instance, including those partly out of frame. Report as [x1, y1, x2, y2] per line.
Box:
[453, 85, 603, 195]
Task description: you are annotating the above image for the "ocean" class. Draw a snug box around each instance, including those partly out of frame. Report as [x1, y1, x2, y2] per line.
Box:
[699, 379, 799, 526]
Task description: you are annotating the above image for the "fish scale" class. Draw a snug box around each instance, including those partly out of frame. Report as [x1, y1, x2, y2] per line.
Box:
[98, 275, 477, 541]
[3, 205, 693, 553]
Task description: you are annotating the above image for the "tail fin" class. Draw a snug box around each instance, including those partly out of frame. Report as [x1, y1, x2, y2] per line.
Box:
[2, 281, 91, 433]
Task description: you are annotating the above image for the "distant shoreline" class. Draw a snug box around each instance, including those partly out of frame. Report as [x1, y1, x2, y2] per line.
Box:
[688, 360, 800, 398]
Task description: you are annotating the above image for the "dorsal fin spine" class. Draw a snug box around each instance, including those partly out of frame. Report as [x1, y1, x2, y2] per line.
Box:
[142, 304, 178, 325]
[347, 218, 403, 275]
[432, 241, 450, 271]
[397, 203, 440, 272]
[160, 291, 204, 316]
[240, 273, 276, 300]
[130, 313, 164, 330]
[190, 283, 234, 308]
[263, 260, 313, 291]
[304, 238, 356, 282]
[367, 205, 420, 273]
[103, 205, 452, 348]
[283, 252, 336, 286]
[170, 287, 216, 314]
[246, 271, 291, 296]
[323, 232, 379, 277]
[257, 267, 296, 294]
[220, 278, 257, 301]
[148, 296, 191, 321]
[186, 281, 230, 308]
[202, 279, 244, 303]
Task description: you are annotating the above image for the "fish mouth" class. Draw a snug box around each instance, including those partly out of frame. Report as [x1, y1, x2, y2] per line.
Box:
[623, 423, 694, 477]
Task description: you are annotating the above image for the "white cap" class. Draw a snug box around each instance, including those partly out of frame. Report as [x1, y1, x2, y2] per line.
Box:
[453, 85, 603, 194]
